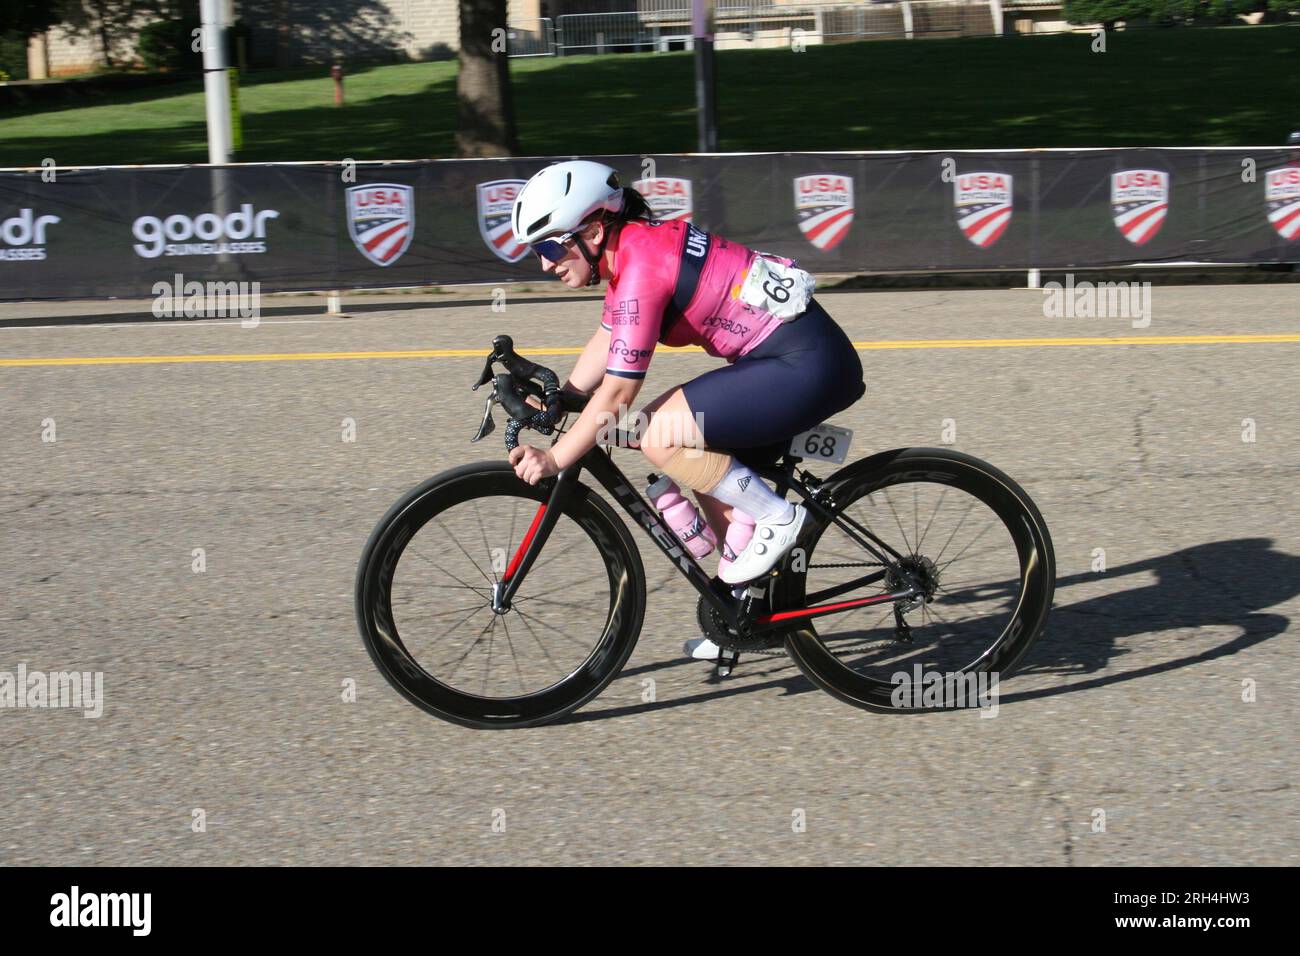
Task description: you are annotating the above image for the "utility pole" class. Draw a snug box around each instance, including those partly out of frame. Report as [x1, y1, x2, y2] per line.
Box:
[200, 0, 232, 165]
[692, 0, 717, 153]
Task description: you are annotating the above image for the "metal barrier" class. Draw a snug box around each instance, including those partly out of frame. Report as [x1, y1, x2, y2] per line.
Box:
[507, 19, 558, 57]
[554, 2, 1001, 55]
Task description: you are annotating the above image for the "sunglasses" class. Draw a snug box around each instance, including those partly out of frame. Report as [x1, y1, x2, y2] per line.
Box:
[530, 230, 579, 263]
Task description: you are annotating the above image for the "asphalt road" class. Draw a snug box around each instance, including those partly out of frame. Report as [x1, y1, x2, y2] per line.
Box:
[1, 283, 1296, 866]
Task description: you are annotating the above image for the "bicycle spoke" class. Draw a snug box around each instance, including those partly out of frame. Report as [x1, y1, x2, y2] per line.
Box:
[879, 486, 914, 555]
[433, 516, 496, 589]
[514, 593, 604, 613]
[913, 485, 919, 554]
[513, 607, 597, 652]
[935, 520, 998, 574]
[498, 614, 529, 696]
[439, 613, 493, 681]
[931, 495, 977, 566]
[394, 602, 488, 622]
[481, 615, 498, 698]
[472, 498, 499, 585]
[915, 486, 949, 553]
[404, 547, 491, 596]
[513, 607, 567, 681]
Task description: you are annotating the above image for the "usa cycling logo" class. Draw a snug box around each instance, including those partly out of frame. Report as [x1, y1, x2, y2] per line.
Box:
[633, 177, 693, 221]
[1111, 170, 1169, 246]
[954, 172, 1012, 248]
[346, 184, 414, 267]
[477, 179, 528, 262]
[794, 174, 853, 251]
[1264, 165, 1300, 241]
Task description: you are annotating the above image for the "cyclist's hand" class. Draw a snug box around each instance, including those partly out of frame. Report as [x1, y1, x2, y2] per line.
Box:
[509, 445, 559, 485]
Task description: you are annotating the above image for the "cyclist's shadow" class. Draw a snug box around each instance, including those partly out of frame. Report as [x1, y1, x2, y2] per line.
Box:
[567, 537, 1295, 722]
[1000, 536, 1294, 704]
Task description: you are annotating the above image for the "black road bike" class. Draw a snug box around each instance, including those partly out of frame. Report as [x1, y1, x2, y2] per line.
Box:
[356, 336, 1056, 729]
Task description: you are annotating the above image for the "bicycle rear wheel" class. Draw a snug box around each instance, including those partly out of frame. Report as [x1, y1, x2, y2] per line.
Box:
[355, 462, 646, 729]
[773, 448, 1055, 711]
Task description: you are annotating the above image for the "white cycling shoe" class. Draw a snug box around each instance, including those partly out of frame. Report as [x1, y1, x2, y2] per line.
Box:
[717, 504, 807, 585]
[683, 636, 724, 660]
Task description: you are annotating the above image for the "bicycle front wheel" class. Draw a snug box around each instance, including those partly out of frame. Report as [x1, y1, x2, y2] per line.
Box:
[355, 462, 646, 729]
[774, 448, 1055, 711]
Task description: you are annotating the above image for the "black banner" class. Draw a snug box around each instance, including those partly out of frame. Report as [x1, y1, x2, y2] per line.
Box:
[1, 150, 1297, 302]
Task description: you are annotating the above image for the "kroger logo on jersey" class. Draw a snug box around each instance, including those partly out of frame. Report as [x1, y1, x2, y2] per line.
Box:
[954, 172, 1013, 248]
[632, 177, 693, 221]
[1111, 170, 1169, 246]
[793, 174, 854, 251]
[347, 184, 414, 266]
[477, 179, 528, 262]
[1264, 165, 1300, 241]
[132, 204, 279, 259]
[610, 338, 653, 363]
[0, 208, 61, 262]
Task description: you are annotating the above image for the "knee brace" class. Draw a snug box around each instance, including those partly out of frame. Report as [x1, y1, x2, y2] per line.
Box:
[658, 446, 733, 496]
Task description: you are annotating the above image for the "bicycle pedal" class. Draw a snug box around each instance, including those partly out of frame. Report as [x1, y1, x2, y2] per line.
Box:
[712, 651, 741, 679]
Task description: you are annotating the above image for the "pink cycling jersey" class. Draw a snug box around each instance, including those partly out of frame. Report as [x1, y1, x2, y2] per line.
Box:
[600, 218, 800, 379]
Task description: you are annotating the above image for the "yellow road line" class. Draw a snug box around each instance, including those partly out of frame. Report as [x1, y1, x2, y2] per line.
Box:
[2, 334, 1297, 368]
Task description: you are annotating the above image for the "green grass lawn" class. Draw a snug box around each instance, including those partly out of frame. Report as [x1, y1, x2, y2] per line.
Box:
[0, 24, 1296, 167]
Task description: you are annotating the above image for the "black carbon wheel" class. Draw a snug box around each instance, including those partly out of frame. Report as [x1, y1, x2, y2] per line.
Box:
[356, 462, 646, 729]
[773, 448, 1055, 711]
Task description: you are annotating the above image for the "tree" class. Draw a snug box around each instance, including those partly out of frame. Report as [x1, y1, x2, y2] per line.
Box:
[0, 1, 70, 39]
[1065, 0, 1299, 25]
[50, 1, 187, 69]
[455, 0, 520, 157]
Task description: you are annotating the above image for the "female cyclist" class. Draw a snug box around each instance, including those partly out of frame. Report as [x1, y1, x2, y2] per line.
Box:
[508, 160, 865, 657]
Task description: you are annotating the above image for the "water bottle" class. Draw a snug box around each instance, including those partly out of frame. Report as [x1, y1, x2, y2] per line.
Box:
[718, 509, 757, 579]
[647, 474, 717, 559]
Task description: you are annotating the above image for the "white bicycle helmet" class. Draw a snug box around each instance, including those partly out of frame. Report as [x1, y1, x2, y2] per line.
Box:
[512, 160, 626, 285]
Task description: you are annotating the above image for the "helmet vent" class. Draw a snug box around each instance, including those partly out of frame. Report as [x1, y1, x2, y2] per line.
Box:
[564, 172, 572, 194]
[526, 213, 552, 235]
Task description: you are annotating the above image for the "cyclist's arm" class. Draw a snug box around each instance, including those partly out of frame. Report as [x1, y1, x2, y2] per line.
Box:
[563, 325, 611, 397]
[550, 279, 666, 470]
[549, 373, 641, 471]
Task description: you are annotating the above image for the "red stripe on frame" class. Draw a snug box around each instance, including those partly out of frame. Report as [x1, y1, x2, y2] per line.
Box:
[503, 504, 547, 582]
[756, 593, 896, 625]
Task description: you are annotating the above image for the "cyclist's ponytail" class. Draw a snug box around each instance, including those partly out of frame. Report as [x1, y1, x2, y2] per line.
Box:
[615, 185, 654, 222]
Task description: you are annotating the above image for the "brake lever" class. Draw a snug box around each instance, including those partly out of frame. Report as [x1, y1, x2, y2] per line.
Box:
[472, 352, 495, 390]
[470, 388, 496, 443]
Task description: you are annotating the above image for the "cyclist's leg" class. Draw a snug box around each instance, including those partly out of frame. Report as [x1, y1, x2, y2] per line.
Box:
[639, 386, 792, 523]
[696, 493, 735, 543]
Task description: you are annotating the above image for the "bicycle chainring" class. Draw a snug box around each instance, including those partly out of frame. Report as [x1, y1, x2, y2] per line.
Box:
[696, 596, 788, 656]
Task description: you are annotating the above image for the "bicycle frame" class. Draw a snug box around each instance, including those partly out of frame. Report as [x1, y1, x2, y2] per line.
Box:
[492, 432, 925, 638]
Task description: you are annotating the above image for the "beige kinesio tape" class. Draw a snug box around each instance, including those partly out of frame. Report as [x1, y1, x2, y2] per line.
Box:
[659, 446, 732, 495]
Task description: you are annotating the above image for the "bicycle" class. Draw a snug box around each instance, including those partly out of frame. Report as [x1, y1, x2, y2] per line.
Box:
[355, 335, 1056, 729]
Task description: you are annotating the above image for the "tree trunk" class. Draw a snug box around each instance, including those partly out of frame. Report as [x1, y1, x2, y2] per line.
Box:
[455, 0, 520, 158]
[91, 0, 113, 68]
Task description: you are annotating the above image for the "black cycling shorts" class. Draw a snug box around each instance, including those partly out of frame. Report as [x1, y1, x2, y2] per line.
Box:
[680, 297, 865, 468]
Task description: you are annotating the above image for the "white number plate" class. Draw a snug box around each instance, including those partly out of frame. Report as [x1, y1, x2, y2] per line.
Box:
[790, 423, 852, 464]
